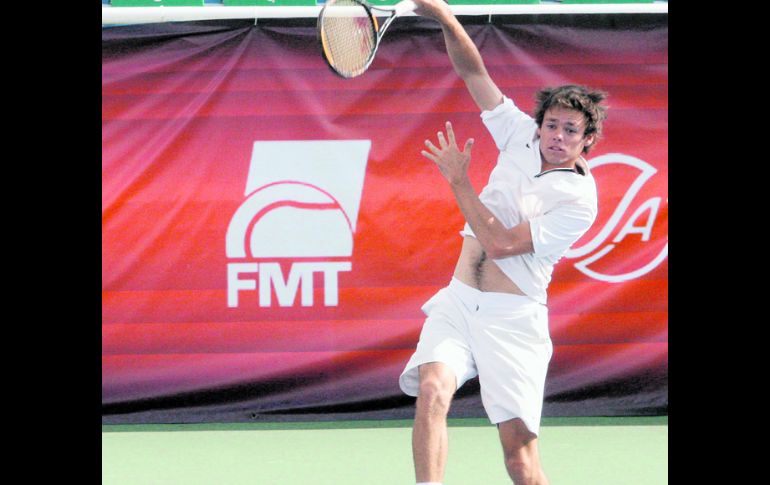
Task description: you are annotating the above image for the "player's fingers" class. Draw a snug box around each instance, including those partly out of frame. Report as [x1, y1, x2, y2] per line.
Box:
[420, 150, 437, 163]
[463, 138, 474, 155]
[445, 121, 456, 146]
[437, 130, 447, 148]
[424, 139, 440, 154]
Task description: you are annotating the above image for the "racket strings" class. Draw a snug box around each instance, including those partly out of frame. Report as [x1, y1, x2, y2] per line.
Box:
[320, 0, 377, 78]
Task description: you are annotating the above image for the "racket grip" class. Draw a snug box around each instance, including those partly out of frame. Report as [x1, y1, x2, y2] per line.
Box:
[394, 0, 417, 16]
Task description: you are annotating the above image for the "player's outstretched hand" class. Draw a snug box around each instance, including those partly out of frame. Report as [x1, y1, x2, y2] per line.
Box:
[421, 121, 474, 187]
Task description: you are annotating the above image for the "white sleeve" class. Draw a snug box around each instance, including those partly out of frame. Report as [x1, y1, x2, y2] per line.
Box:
[529, 200, 596, 259]
[480, 96, 536, 151]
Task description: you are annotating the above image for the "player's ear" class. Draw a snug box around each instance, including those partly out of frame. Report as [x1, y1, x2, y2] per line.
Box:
[583, 133, 595, 147]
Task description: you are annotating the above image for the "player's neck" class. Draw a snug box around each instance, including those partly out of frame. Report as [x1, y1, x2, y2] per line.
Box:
[539, 153, 578, 173]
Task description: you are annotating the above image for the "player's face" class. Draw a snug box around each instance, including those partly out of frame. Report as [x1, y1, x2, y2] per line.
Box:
[537, 106, 595, 167]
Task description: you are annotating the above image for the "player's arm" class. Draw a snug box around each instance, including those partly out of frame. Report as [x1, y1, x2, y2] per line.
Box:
[453, 180, 534, 258]
[413, 0, 504, 112]
[423, 122, 533, 258]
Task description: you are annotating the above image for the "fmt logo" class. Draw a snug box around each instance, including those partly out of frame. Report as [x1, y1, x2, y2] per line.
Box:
[565, 154, 668, 283]
[226, 140, 370, 307]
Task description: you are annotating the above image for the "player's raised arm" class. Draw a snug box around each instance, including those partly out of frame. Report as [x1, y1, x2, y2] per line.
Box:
[413, 0, 504, 111]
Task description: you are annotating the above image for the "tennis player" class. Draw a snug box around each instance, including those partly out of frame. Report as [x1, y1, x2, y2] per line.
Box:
[398, 1, 608, 484]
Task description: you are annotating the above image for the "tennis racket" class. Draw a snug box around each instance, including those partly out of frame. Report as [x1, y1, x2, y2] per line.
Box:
[317, 0, 417, 79]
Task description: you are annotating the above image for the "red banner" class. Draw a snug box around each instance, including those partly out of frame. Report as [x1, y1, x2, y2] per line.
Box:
[102, 16, 667, 422]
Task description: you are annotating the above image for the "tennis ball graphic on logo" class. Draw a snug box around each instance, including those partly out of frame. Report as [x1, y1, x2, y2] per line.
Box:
[226, 181, 354, 259]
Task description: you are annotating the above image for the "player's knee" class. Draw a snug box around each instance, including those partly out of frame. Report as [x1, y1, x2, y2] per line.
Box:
[503, 447, 547, 485]
[504, 455, 537, 485]
[416, 376, 453, 416]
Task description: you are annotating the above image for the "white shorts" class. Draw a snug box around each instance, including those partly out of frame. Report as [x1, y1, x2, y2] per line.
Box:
[399, 277, 553, 435]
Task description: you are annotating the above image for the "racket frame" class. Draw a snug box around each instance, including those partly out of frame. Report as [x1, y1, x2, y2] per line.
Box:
[317, 0, 412, 79]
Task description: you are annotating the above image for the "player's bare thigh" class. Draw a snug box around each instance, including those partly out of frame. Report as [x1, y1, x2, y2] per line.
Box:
[453, 236, 525, 295]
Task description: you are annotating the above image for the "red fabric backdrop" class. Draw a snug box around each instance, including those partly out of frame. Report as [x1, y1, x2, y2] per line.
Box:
[102, 15, 667, 422]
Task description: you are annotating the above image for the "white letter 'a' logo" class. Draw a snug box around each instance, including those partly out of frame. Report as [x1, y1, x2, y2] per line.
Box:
[565, 154, 668, 283]
[226, 140, 370, 259]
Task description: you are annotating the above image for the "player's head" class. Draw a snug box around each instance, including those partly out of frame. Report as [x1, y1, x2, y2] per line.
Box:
[533, 85, 608, 155]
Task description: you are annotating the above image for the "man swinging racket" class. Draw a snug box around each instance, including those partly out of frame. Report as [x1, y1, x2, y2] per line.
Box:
[397, 1, 609, 484]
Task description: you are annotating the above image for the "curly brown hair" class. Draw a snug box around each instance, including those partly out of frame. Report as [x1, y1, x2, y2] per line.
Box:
[534, 85, 608, 154]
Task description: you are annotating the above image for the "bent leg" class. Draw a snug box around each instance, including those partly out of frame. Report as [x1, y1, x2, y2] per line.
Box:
[498, 418, 549, 485]
[412, 362, 457, 483]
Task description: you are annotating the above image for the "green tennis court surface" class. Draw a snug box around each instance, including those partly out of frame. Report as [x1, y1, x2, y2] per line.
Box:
[102, 416, 667, 484]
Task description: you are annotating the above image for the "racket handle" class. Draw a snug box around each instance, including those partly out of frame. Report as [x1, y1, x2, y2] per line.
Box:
[394, 0, 417, 16]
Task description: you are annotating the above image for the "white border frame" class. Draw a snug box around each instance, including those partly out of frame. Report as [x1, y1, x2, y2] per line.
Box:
[102, 2, 668, 25]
